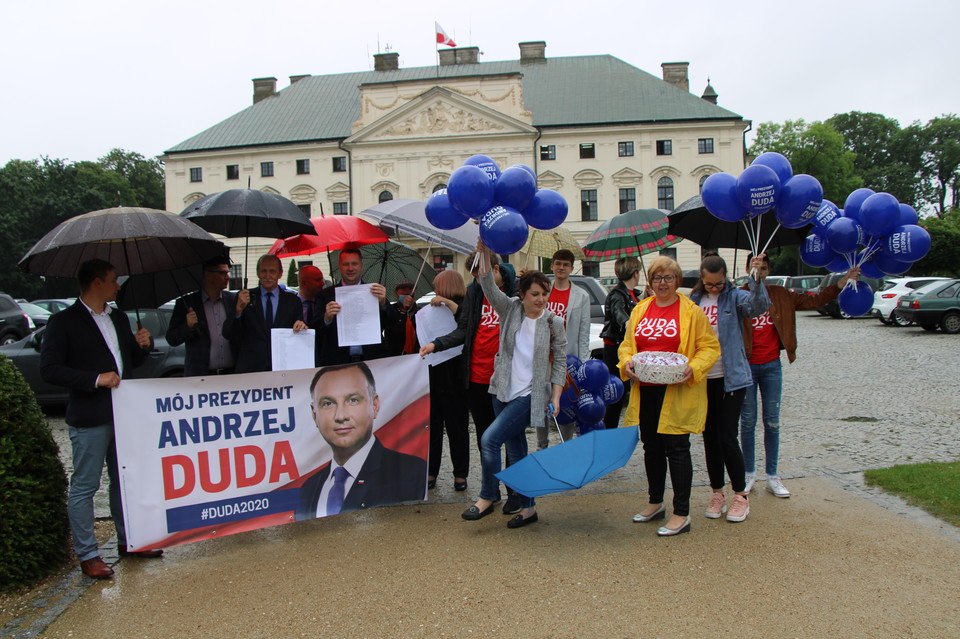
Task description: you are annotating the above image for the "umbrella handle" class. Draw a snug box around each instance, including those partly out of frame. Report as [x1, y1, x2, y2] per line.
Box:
[547, 411, 564, 444]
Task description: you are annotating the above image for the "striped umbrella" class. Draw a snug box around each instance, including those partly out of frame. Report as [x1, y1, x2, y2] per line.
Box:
[582, 208, 681, 262]
[521, 227, 586, 260]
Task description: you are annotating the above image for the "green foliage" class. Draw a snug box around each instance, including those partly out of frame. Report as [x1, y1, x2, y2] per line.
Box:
[0, 354, 69, 593]
[749, 119, 861, 203]
[913, 209, 960, 277]
[286, 259, 299, 287]
[865, 460, 960, 527]
[918, 115, 960, 216]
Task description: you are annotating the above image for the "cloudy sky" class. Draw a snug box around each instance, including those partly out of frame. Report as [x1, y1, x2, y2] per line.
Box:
[2, 0, 956, 166]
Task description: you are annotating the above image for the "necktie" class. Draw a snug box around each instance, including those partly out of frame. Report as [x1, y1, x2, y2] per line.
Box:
[326, 466, 349, 515]
[264, 291, 274, 326]
[302, 299, 312, 323]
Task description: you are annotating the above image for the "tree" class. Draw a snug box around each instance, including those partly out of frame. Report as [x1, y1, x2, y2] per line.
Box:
[97, 149, 165, 209]
[749, 119, 861, 204]
[913, 209, 960, 277]
[918, 115, 960, 216]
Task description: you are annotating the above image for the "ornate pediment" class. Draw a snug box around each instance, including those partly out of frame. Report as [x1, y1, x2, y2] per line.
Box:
[326, 181, 350, 200]
[537, 170, 564, 190]
[289, 184, 317, 203]
[573, 169, 604, 189]
[612, 167, 644, 187]
[183, 192, 205, 205]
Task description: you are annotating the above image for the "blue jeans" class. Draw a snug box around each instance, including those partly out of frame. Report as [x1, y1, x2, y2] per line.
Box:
[479, 395, 534, 509]
[68, 424, 126, 561]
[739, 359, 783, 476]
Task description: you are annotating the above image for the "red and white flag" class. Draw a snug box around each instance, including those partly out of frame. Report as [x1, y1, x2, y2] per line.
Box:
[435, 22, 456, 48]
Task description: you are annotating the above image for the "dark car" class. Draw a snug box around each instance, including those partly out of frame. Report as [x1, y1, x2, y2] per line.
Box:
[0, 305, 185, 406]
[0, 293, 33, 345]
[547, 273, 607, 324]
[816, 273, 885, 318]
[17, 302, 52, 329]
[894, 279, 960, 333]
[784, 275, 823, 297]
[30, 298, 75, 314]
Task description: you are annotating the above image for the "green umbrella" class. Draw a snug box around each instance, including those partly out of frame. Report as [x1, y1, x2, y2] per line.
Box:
[582, 208, 681, 262]
[330, 241, 436, 302]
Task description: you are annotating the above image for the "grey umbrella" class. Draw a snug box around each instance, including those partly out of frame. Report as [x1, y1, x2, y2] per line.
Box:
[330, 241, 437, 302]
[359, 198, 479, 256]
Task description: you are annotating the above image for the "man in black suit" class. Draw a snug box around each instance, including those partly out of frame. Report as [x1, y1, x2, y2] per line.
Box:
[222, 254, 307, 373]
[40, 259, 160, 579]
[166, 256, 238, 376]
[316, 248, 395, 365]
[296, 362, 426, 520]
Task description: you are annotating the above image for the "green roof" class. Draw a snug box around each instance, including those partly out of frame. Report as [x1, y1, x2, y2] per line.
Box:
[165, 55, 743, 154]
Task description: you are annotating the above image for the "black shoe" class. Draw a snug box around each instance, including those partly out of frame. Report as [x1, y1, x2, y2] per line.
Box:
[507, 512, 539, 529]
[454, 479, 468, 492]
[461, 503, 495, 521]
[502, 495, 523, 515]
[427, 477, 436, 489]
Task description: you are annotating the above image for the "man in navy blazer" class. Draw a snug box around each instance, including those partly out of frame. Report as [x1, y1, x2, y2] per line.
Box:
[166, 256, 238, 376]
[222, 254, 307, 373]
[40, 259, 159, 579]
[295, 362, 426, 521]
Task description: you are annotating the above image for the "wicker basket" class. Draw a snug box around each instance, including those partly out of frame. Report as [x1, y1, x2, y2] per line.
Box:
[632, 351, 689, 385]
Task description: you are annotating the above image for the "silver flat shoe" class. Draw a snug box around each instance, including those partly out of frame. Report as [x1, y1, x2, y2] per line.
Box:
[657, 516, 692, 536]
[632, 503, 666, 523]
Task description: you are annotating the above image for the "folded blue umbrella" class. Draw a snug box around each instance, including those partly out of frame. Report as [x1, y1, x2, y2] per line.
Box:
[495, 426, 639, 498]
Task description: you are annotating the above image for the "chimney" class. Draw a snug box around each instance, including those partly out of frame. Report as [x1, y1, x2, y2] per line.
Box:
[701, 79, 718, 105]
[439, 46, 480, 66]
[374, 52, 399, 71]
[660, 62, 689, 92]
[519, 41, 546, 63]
[289, 74, 310, 85]
[253, 77, 277, 104]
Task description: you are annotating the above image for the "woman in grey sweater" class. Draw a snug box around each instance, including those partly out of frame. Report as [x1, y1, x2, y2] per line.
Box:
[460, 243, 567, 528]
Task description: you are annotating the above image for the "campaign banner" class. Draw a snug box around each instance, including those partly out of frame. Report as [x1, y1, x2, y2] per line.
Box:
[113, 355, 429, 551]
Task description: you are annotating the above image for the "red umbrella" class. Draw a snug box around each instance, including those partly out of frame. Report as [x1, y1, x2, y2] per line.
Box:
[268, 215, 389, 258]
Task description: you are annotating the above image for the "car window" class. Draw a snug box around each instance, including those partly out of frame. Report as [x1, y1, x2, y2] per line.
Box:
[913, 281, 950, 296]
[124, 309, 162, 336]
[0, 296, 16, 311]
[907, 279, 939, 289]
[936, 283, 960, 298]
[880, 281, 898, 292]
[572, 279, 602, 305]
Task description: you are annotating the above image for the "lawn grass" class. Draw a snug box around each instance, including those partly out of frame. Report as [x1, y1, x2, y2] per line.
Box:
[864, 460, 960, 527]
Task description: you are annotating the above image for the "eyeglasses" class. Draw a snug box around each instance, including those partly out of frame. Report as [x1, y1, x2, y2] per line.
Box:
[650, 275, 676, 284]
[703, 281, 725, 289]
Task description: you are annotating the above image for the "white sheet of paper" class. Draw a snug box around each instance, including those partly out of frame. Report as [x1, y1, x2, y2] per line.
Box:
[416, 303, 463, 366]
[270, 328, 316, 371]
[335, 284, 382, 347]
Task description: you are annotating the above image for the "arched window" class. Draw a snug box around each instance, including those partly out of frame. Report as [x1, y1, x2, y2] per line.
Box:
[657, 177, 674, 210]
[378, 190, 394, 203]
[432, 183, 447, 193]
[699, 174, 710, 194]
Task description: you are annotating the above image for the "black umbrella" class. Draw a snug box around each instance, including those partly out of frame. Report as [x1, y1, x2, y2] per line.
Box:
[116, 262, 202, 311]
[180, 189, 316, 284]
[668, 195, 809, 253]
[330, 241, 436, 302]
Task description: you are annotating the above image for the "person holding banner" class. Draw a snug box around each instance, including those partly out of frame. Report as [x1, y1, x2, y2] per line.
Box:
[460, 241, 567, 529]
[166, 255, 238, 376]
[40, 259, 160, 579]
[740, 254, 859, 498]
[296, 362, 427, 519]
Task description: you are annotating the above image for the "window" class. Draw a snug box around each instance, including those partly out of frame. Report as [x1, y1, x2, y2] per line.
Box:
[297, 204, 311, 217]
[699, 174, 710, 193]
[260, 162, 274, 177]
[582, 261, 600, 278]
[938, 283, 960, 298]
[226, 164, 240, 180]
[378, 191, 394, 203]
[296, 159, 310, 175]
[619, 188, 636, 214]
[228, 264, 243, 290]
[698, 138, 715, 154]
[332, 157, 347, 172]
[659, 248, 677, 260]
[618, 141, 634, 157]
[657, 177, 674, 210]
[540, 145, 556, 161]
[333, 202, 349, 215]
[432, 183, 447, 193]
[580, 190, 598, 222]
[656, 140, 672, 156]
[433, 254, 453, 273]
[579, 143, 595, 159]
[189, 167, 202, 182]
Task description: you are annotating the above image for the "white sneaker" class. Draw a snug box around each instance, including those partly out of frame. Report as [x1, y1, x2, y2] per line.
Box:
[766, 476, 790, 498]
[744, 473, 756, 493]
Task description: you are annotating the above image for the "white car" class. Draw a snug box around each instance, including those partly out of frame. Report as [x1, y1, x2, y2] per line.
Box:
[872, 277, 950, 326]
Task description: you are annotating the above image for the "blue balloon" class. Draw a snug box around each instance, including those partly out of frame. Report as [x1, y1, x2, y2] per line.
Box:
[776, 174, 823, 228]
[859, 192, 901, 238]
[494, 166, 538, 212]
[899, 203, 919, 226]
[599, 374, 624, 404]
[838, 281, 874, 317]
[424, 188, 470, 230]
[843, 188, 875, 223]
[872, 249, 913, 275]
[577, 420, 606, 436]
[825, 217, 863, 254]
[511, 164, 538, 183]
[576, 392, 606, 423]
[522, 189, 568, 230]
[859, 259, 886, 280]
[478, 205, 529, 255]
[448, 165, 494, 219]
[558, 403, 579, 426]
[463, 154, 501, 181]
[827, 254, 852, 272]
[701, 173, 744, 222]
[813, 199, 841, 231]
[574, 359, 610, 395]
[885, 224, 931, 262]
[560, 382, 579, 408]
[751, 152, 793, 187]
[799, 233, 837, 268]
[566, 354, 583, 378]
[736, 164, 781, 216]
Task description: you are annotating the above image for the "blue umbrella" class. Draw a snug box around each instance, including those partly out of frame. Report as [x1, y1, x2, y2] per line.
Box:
[495, 426, 639, 498]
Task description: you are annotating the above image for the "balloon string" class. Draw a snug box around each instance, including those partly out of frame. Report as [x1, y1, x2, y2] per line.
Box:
[758, 222, 781, 257]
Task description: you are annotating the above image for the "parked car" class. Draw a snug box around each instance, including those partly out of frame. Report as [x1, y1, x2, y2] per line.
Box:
[17, 301, 52, 329]
[0, 305, 185, 406]
[30, 298, 75, 314]
[0, 293, 33, 345]
[816, 272, 886, 318]
[546, 273, 607, 324]
[894, 279, 960, 333]
[784, 275, 823, 297]
[872, 277, 951, 326]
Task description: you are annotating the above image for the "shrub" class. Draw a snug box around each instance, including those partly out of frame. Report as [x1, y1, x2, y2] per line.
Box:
[0, 354, 69, 593]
